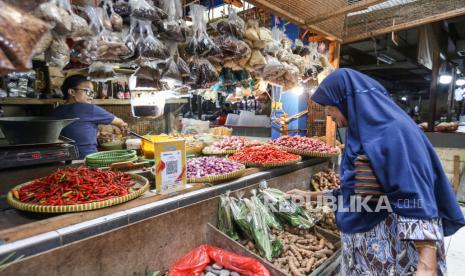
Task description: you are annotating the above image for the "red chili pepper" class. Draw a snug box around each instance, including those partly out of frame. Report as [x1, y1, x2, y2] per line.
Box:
[16, 166, 137, 206]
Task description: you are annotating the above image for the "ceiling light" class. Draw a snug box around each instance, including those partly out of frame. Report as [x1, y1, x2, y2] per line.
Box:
[456, 78, 465, 86]
[439, 75, 453, 84]
[401, 96, 407, 101]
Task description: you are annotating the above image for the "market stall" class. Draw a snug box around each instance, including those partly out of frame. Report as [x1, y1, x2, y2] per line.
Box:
[0, 0, 384, 274]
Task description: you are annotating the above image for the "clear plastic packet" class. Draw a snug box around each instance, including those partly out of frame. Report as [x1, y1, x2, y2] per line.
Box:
[122, 17, 138, 60]
[243, 197, 273, 261]
[130, 0, 167, 22]
[248, 50, 266, 69]
[139, 20, 169, 60]
[0, 48, 14, 76]
[131, 91, 165, 118]
[84, 7, 130, 62]
[158, 0, 185, 42]
[263, 26, 284, 56]
[70, 13, 93, 38]
[45, 35, 70, 69]
[262, 55, 285, 81]
[258, 27, 272, 42]
[34, 0, 72, 35]
[133, 65, 162, 89]
[244, 20, 260, 41]
[0, 2, 49, 71]
[218, 191, 240, 241]
[33, 30, 53, 56]
[215, 36, 251, 61]
[230, 195, 253, 240]
[88, 61, 115, 82]
[102, 0, 123, 32]
[251, 189, 282, 231]
[189, 57, 219, 89]
[215, 6, 245, 38]
[186, 4, 220, 57]
[162, 43, 190, 81]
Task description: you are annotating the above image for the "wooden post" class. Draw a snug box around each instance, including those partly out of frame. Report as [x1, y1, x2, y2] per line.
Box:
[447, 65, 457, 122]
[428, 24, 441, 132]
[325, 41, 340, 146]
[453, 155, 461, 194]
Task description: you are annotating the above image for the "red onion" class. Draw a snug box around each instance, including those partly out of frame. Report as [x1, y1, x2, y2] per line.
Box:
[269, 135, 338, 153]
[187, 157, 243, 178]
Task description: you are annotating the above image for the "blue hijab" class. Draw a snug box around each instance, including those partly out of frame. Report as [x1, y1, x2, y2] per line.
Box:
[312, 68, 465, 236]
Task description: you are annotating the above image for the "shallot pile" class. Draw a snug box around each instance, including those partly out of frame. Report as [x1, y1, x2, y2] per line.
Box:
[229, 145, 300, 164]
[204, 136, 261, 153]
[186, 157, 243, 178]
[269, 135, 338, 154]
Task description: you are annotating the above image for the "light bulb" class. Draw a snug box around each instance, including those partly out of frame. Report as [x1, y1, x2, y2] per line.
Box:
[456, 78, 465, 86]
[439, 75, 452, 84]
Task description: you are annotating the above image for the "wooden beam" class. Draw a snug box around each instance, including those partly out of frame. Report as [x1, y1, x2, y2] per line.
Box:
[427, 24, 441, 132]
[343, 6, 465, 43]
[245, 0, 342, 41]
[305, 0, 385, 25]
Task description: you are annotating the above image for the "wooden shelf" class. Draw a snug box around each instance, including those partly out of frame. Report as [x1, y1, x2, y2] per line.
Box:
[0, 98, 188, 106]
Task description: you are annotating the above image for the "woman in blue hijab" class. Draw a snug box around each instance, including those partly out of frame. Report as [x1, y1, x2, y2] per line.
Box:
[289, 68, 465, 275]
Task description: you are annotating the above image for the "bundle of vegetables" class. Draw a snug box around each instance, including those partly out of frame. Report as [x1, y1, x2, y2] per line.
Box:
[218, 192, 240, 240]
[186, 157, 243, 179]
[243, 197, 274, 261]
[203, 136, 261, 154]
[12, 166, 140, 205]
[269, 135, 338, 154]
[311, 169, 340, 191]
[229, 145, 300, 164]
[260, 187, 315, 229]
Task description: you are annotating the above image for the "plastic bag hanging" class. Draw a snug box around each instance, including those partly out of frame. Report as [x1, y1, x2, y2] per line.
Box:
[102, 0, 123, 32]
[186, 4, 221, 57]
[138, 20, 169, 60]
[34, 0, 72, 35]
[0, 1, 49, 72]
[131, 91, 165, 119]
[45, 35, 70, 69]
[216, 6, 245, 38]
[88, 61, 116, 82]
[264, 26, 284, 57]
[130, 0, 167, 22]
[159, 0, 186, 43]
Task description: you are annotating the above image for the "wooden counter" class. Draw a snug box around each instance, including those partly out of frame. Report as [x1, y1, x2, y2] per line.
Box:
[0, 158, 330, 273]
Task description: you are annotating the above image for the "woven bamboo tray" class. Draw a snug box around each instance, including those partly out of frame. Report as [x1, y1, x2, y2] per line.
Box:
[202, 148, 239, 156]
[278, 146, 340, 158]
[6, 174, 149, 213]
[229, 156, 302, 168]
[187, 165, 246, 183]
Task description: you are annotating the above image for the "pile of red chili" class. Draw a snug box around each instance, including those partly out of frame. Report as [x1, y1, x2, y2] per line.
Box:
[13, 166, 139, 205]
[229, 145, 300, 164]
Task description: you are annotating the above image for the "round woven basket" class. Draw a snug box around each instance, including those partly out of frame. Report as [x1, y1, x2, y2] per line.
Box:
[85, 150, 138, 168]
[7, 174, 149, 213]
[278, 146, 341, 158]
[187, 165, 246, 183]
[229, 156, 302, 168]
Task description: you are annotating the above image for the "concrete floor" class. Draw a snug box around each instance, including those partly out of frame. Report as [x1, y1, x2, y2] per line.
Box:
[445, 206, 465, 275]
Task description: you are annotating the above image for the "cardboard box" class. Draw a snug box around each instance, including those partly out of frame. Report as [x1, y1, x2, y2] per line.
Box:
[150, 136, 186, 194]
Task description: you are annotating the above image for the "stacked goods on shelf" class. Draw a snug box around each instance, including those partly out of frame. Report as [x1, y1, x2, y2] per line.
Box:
[186, 157, 245, 183]
[202, 136, 262, 155]
[228, 145, 301, 167]
[269, 135, 339, 157]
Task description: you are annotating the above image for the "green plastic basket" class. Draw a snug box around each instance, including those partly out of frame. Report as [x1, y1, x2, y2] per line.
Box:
[85, 150, 138, 168]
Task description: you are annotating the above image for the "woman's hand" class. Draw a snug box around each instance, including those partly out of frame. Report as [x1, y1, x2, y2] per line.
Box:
[415, 241, 437, 276]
